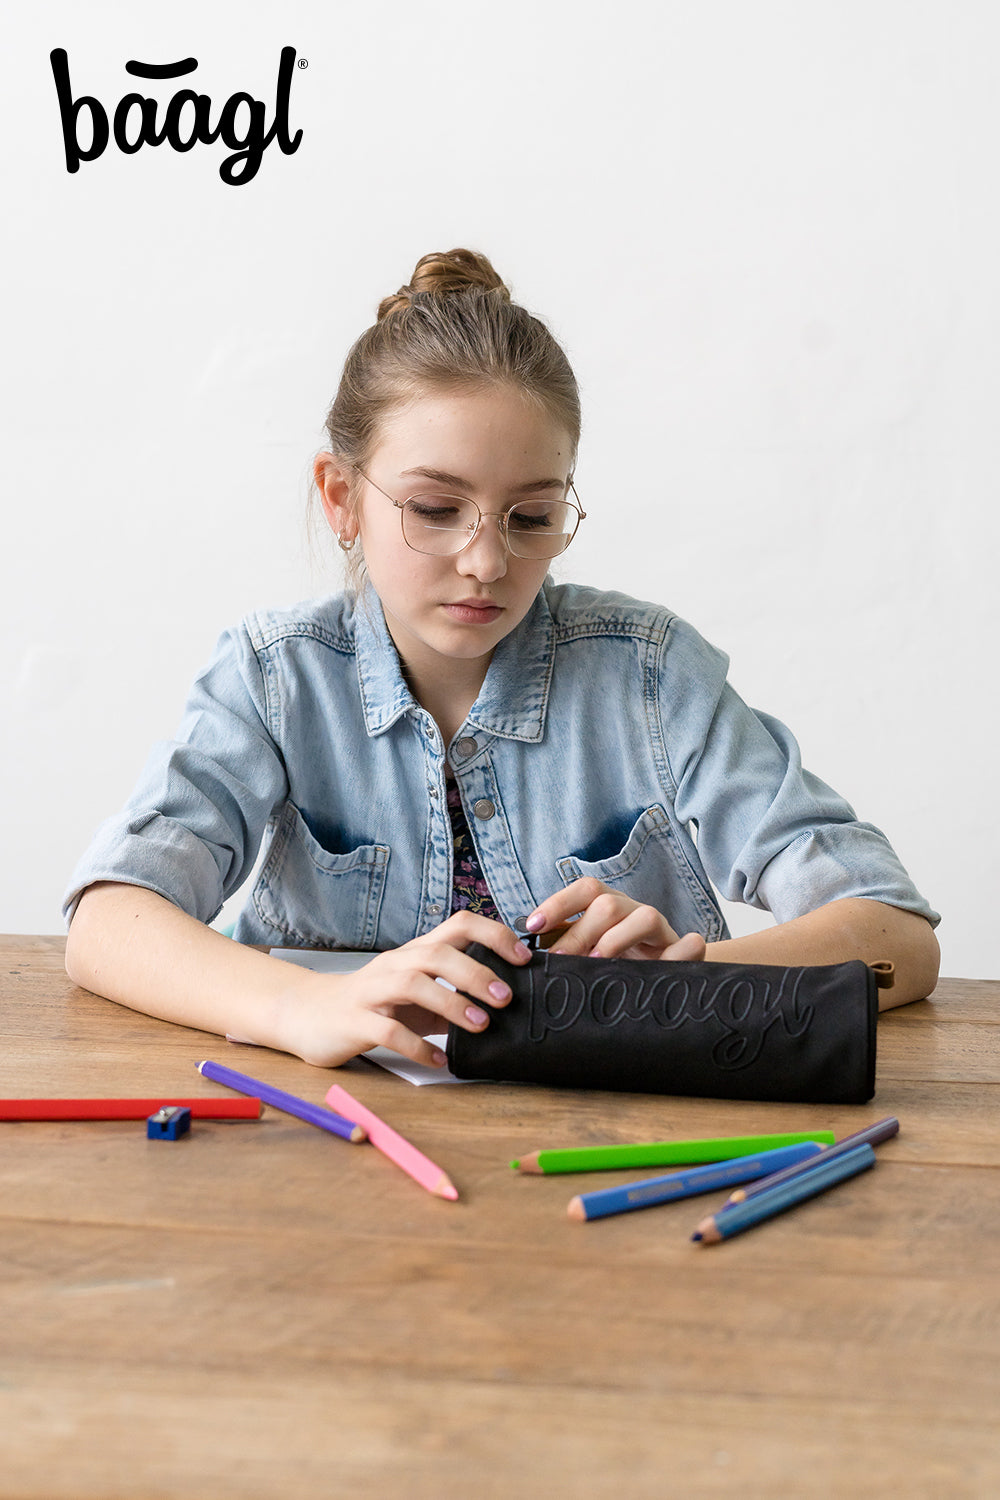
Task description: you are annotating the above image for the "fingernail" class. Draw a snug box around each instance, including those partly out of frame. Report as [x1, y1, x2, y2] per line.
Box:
[514, 940, 532, 960]
[488, 981, 511, 1003]
[552, 948, 567, 955]
[589, 948, 603, 958]
[524, 912, 545, 932]
[432, 1048, 448, 1066]
[466, 1005, 489, 1026]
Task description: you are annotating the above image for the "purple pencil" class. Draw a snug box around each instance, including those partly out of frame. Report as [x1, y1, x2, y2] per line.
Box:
[197, 1060, 366, 1142]
[723, 1115, 899, 1206]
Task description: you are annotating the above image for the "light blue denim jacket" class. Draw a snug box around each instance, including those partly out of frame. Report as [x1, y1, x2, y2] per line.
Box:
[64, 581, 938, 946]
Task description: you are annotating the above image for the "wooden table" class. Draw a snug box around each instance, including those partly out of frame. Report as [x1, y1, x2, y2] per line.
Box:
[2, 937, 998, 1498]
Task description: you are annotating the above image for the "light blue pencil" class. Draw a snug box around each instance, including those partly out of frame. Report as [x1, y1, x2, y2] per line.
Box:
[693, 1143, 877, 1243]
[566, 1141, 823, 1222]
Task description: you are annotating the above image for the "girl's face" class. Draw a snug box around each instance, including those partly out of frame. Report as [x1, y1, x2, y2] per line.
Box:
[342, 385, 575, 690]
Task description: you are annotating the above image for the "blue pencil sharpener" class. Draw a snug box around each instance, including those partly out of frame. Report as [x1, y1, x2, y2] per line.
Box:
[146, 1105, 192, 1140]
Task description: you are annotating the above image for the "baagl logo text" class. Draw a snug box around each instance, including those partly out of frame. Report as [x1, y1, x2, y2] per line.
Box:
[49, 47, 304, 185]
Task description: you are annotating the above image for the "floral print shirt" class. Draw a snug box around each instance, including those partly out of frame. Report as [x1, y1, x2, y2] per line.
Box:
[446, 774, 500, 921]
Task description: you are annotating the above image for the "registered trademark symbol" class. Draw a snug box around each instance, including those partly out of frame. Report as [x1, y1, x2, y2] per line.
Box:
[298, 57, 308, 69]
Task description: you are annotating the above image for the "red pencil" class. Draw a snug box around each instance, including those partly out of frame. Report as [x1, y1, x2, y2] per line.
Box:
[0, 1097, 261, 1121]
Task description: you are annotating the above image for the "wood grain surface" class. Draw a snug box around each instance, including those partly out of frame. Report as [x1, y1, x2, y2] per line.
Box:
[1, 937, 998, 1499]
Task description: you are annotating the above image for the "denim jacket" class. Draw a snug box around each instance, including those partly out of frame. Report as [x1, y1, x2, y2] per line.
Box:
[64, 582, 938, 946]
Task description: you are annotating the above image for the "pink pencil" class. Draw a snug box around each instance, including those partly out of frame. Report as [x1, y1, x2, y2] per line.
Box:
[325, 1083, 458, 1201]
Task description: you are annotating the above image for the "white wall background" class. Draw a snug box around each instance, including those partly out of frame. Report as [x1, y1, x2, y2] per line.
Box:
[2, 1, 996, 978]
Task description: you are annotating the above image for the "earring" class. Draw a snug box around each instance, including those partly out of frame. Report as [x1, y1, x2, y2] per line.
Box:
[337, 533, 356, 553]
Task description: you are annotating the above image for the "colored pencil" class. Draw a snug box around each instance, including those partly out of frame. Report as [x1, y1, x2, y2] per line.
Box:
[0, 1097, 260, 1121]
[567, 1141, 823, 1222]
[512, 1130, 835, 1175]
[325, 1083, 458, 1200]
[722, 1116, 900, 1206]
[197, 1061, 366, 1142]
[693, 1143, 877, 1244]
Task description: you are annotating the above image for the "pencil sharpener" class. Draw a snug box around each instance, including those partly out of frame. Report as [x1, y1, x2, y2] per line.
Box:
[146, 1105, 192, 1140]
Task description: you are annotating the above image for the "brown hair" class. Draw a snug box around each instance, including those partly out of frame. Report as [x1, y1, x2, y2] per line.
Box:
[323, 248, 580, 475]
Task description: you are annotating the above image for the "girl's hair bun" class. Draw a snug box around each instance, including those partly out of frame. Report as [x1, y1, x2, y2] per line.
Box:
[377, 248, 509, 321]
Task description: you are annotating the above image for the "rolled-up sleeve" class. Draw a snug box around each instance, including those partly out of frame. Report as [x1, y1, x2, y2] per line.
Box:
[63, 623, 289, 926]
[660, 618, 940, 928]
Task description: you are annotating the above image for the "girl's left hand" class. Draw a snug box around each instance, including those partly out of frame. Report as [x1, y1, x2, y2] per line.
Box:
[525, 878, 707, 962]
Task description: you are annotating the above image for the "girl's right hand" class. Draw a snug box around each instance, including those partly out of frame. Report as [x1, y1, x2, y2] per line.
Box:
[278, 913, 533, 1069]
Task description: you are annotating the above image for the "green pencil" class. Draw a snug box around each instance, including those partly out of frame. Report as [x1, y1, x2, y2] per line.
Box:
[511, 1130, 836, 1175]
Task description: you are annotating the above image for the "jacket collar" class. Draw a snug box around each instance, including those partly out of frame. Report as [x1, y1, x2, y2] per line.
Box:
[354, 584, 555, 744]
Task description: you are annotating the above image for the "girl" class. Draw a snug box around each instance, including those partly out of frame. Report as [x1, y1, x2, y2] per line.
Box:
[64, 249, 940, 1069]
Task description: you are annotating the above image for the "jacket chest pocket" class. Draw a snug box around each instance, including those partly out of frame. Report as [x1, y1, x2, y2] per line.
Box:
[252, 802, 390, 949]
[556, 804, 726, 942]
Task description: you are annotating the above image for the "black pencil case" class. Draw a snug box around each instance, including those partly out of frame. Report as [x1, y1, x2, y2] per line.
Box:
[448, 945, 882, 1104]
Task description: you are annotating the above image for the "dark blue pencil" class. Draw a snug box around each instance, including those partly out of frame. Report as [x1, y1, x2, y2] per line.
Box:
[197, 1060, 366, 1142]
[721, 1115, 899, 1207]
[693, 1143, 877, 1243]
[566, 1141, 823, 1222]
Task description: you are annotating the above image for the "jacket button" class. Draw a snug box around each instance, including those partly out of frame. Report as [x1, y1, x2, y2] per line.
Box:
[455, 736, 478, 757]
[472, 798, 495, 820]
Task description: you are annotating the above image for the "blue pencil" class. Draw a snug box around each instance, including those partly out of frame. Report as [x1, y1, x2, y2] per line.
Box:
[693, 1142, 877, 1243]
[197, 1060, 366, 1142]
[566, 1141, 824, 1222]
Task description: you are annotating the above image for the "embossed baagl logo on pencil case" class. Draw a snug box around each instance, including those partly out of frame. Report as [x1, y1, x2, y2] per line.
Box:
[448, 946, 883, 1104]
[49, 47, 304, 184]
[524, 962, 815, 1069]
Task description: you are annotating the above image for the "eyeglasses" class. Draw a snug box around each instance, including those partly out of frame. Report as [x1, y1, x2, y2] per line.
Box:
[354, 468, 586, 560]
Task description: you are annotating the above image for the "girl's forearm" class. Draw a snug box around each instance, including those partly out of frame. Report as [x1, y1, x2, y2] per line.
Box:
[64, 882, 316, 1049]
[704, 897, 940, 1010]
[65, 884, 533, 1071]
